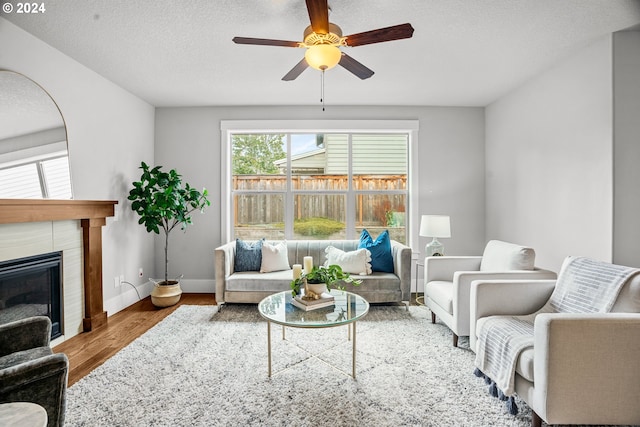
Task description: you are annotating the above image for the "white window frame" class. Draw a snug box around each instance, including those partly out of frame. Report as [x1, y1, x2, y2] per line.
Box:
[220, 120, 420, 248]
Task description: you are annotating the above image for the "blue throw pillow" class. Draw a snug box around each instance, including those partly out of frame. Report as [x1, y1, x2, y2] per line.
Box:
[234, 238, 264, 272]
[358, 229, 394, 273]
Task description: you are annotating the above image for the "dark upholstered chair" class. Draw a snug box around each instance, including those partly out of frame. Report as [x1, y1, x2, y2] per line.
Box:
[0, 316, 69, 427]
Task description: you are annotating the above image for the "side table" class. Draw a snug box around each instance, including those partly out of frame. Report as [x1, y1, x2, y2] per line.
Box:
[415, 261, 425, 305]
[0, 402, 47, 427]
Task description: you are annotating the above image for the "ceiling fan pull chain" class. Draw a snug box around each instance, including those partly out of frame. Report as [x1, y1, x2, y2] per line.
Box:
[321, 69, 325, 111]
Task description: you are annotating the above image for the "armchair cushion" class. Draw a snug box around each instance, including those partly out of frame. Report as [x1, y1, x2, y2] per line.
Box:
[479, 240, 535, 271]
[424, 281, 453, 313]
[611, 272, 640, 312]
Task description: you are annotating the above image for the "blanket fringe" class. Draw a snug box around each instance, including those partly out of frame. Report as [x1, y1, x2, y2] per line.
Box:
[506, 396, 519, 415]
[489, 381, 498, 397]
[475, 369, 518, 416]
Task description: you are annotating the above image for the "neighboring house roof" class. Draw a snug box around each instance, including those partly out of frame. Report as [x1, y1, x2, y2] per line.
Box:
[274, 148, 326, 173]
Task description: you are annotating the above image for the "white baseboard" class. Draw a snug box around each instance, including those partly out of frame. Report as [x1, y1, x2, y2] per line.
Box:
[178, 279, 215, 293]
[104, 279, 216, 316]
[105, 280, 153, 316]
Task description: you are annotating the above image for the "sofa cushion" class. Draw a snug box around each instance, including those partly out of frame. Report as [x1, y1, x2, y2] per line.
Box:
[480, 240, 535, 271]
[425, 280, 454, 314]
[324, 246, 372, 275]
[234, 238, 263, 272]
[226, 270, 294, 292]
[359, 229, 394, 273]
[260, 241, 290, 273]
[352, 273, 399, 291]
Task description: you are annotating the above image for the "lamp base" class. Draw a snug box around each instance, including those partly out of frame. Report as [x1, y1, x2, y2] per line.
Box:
[425, 238, 444, 257]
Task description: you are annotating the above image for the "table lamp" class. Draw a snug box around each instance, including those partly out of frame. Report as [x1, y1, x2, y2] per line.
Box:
[420, 215, 451, 256]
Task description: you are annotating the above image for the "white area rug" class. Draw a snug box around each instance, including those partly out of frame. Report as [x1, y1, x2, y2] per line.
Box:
[65, 304, 535, 426]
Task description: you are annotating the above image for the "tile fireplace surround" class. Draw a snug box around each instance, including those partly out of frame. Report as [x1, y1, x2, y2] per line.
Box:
[0, 199, 116, 343]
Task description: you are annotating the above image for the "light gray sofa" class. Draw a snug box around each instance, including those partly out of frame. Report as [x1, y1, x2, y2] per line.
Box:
[215, 239, 411, 307]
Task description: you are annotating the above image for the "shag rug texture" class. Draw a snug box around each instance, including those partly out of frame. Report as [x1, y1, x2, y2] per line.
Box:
[66, 304, 540, 426]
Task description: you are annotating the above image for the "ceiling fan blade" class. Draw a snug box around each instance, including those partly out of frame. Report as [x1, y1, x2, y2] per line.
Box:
[339, 53, 374, 80]
[305, 0, 329, 34]
[282, 58, 309, 81]
[232, 37, 300, 48]
[344, 23, 415, 47]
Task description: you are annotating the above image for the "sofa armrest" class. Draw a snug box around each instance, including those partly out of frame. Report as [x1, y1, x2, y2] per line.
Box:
[0, 316, 51, 357]
[424, 256, 482, 283]
[391, 240, 412, 302]
[469, 279, 556, 351]
[214, 241, 236, 305]
[533, 313, 640, 425]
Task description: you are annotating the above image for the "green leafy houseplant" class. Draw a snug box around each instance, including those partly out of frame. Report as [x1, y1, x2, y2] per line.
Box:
[290, 265, 362, 298]
[128, 161, 210, 285]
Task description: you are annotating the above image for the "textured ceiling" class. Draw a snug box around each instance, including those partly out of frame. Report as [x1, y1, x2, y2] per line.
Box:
[4, 0, 640, 107]
[0, 71, 64, 140]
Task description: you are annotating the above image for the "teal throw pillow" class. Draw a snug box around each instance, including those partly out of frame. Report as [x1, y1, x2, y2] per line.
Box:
[235, 238, 264, 272]
[358, 229, 394, 273]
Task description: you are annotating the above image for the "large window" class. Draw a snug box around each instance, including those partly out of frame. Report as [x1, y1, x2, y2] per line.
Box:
[229, 130, 409, 244]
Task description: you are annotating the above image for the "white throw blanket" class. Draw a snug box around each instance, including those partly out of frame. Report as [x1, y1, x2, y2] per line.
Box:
[475, 256, 640, 396]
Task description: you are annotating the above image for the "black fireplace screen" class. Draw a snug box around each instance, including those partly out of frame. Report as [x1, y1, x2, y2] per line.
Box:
[0, 251, 63, 340]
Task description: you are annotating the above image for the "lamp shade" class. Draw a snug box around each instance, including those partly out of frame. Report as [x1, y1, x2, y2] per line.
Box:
[304, 44, 342, 71]
[419, 215, 451, 238]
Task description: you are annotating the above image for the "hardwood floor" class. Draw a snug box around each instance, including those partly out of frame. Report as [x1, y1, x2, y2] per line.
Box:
[53, 293, 216, 386]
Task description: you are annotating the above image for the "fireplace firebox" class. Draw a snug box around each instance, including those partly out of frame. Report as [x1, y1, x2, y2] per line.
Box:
[0, 251, 63, 339]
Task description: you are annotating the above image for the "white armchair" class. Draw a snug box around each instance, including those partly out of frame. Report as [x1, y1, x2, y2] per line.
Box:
[470, 259, 640, 427]
[424, 240, 556, 347]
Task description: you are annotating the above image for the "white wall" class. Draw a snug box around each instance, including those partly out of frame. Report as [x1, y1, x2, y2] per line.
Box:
[0, 18, 156, 314]
[155, 106, 486, 290]
[612, 31, 640, 268]
[485, 36, 613, 271]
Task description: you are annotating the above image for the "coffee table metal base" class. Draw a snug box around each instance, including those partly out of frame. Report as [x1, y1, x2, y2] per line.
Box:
[267, 320, 358, 378]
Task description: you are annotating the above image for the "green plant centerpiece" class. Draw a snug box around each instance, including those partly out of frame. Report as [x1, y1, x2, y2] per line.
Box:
[128, 161, 210, 307]
[291, 264, 362, 299]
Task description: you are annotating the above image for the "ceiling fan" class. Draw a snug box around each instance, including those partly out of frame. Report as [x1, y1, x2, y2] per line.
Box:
[232, 0, 414, 81]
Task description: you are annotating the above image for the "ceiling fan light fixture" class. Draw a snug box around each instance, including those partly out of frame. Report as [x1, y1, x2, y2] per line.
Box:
[304, 44, 342, 71]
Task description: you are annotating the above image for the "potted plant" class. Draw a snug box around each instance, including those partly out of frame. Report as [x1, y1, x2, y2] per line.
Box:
[290, 265, 362, 298]
[128, 161, 210, 307]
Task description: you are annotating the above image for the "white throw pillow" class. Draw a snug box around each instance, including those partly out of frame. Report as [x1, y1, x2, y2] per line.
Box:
[324, 246, 372, 275]
[260, 241, 290, 273]
[479, 240, 535, 271]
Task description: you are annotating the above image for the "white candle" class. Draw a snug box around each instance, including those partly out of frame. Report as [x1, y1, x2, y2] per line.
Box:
[292, 264, 302, 280]
[303, 256, 313, 274]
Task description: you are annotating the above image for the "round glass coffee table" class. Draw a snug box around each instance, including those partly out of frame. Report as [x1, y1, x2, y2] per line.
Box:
[258, 289, 369, 378]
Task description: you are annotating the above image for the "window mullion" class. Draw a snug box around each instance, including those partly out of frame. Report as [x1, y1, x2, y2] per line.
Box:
[345, 133, 355, 239]
[36, 161, 48, 198]
[285, 134, 294, 239]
